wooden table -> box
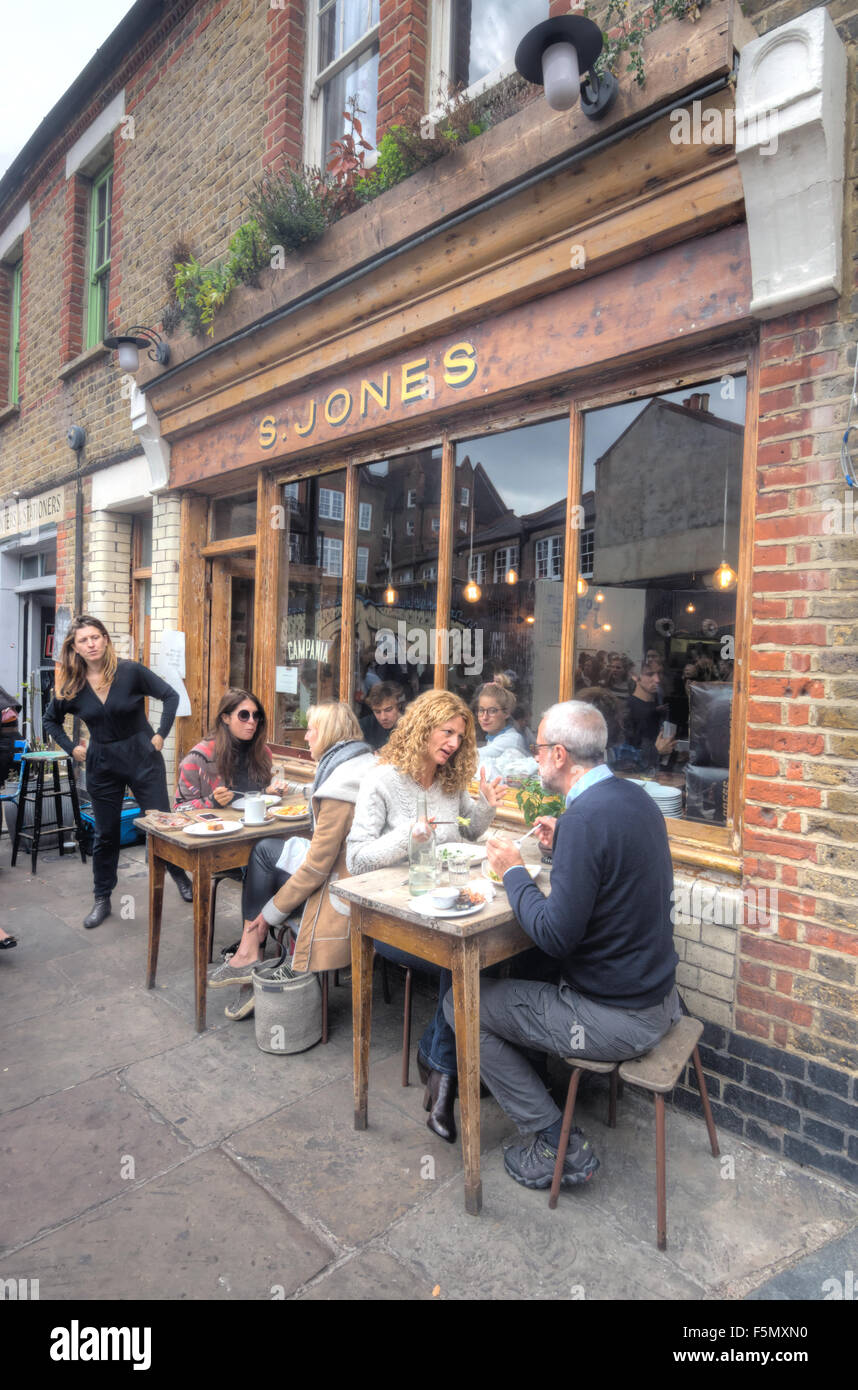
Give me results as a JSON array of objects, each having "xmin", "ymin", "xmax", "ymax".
[
  {"xmin": 331, "ymin": 862, "xmax": 536, "ymax": 1216},
  {"xmin": 135, "ymin": 809, "xmax": 311, "ymax": 1032}
]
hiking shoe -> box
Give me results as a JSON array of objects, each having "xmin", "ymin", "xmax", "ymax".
[
  {"xmin": 504, "ymin": 1128, "xmax": 599, "ymax": 1190},
  {"xmin": 208, "ymin": 958, "xmax": 262, "ymax": 988},
  {"xmin": 224, "ymin": 985, "xmax": 255, "ymax": 1020}
]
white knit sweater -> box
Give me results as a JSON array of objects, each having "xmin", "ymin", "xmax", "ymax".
[{"xmin": 346, "ymin": 763, "xmax": 497, "ymax": 875}]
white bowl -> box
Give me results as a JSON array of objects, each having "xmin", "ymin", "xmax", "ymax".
[{"xmin": 427, "ymin": 887, "xmax": 459, "ymax": 910}]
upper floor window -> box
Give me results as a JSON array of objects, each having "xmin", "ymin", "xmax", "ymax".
[
  {"xmin": 406, "ymin": 520, "xmax": 415, "ymax": 536},
  {"xmin": 308, "ymin": 1, "xmax": 380, "ymax": 167},
  {"xmin": 316, "ymin": 534, "xmax": 343, "ymax": 576},
  {"xmin": 284, "ymin": 482, "xmax": 301, "ymax": 511},
  {"xmin": 580, "ymin": 527, "xmax": 594, "ymax": 578},
  {"xmin": 407, "ymin": 488, "xmax": 417, "ymax": 508},
  {"xmin": 469, "ymin": 552, "xmax": 487, "ymax": 584},
  {"xmin": 359, "ymin": 501, "xmax": 372, "ymax": 530},
  {"xmin": 460, "ymin": 486, "xmax": 470, "ymax": 506},
  {"xmin": 431, "ymin": 0, "xmax": 548, "ymax": 105},
  {"xmin": 8, "ymin": 258, "xmax": 22, "ymax": 405},
  {"xmin": 494, "ymin": 544, "xmax": 519, "ymax": 583},
  {"xmin": 319, "ymin": 486, "xmax": 345, "ymax": 521},
  {"xmin": 535, "ymin": 535, "xmax": 562, "ymax": 580},
  {"xmin": 87, "ymin": 165, "xmax": 113, "ymax": 349},
  {"xmin": 356, "ymin": 545, "xmax": 369, "ymax": 583},
  {"xmin": 422, "ymin": 565, "xmax": 437, "ymax": 580},
  {"xmin": 431, "ymin": 516, "xmax": 440, "ymax": 534},
  {"xmin": 459, "ymin": 518, "xmax": 468, "ymax": 532}
]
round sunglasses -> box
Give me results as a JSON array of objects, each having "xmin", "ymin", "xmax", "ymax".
[{"xmin": 234, "ymin": 708, "xmax": 261, "ymax": 722}]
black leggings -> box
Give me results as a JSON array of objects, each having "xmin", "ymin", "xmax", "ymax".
[
  {"xmin": 86, "ymin": 733, "xmax": 186, "ymax": 898},
  {"xmin": 242, "ymin": 837, "xmax": 292, "ymax": 921}
]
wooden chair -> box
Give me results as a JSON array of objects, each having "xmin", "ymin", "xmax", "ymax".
[{"xmin": 549, "ymin": 1016, "xmax": 720, "ymax": 1250}]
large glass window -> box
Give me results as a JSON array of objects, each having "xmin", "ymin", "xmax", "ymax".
[
  {"xmin": 438, "ymin": 0, "xmax": 548, "ymax": 96},
  {"xmin": 274, "ymin": 471, "xmax": 346, "ymax": 739},
  {"xmin": 212, "ymin": 490, "xmax": 257, "ymax": 540},
  {"xmin": 449, "ymin": 416, "xmax": 570, "ymax": 743},
  {"xmin": 578, "ymin": 377, "xmax": 746, "ymax": 826},
  {"xmin": 354, "ymin": 447, "xmax": 442, "ymax": 710},
  {"xmin": 311, "ymin": 0, "xmax": 380, "ymax": 165}
]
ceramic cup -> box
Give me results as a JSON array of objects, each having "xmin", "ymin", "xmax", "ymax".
[{"xmin": 243, "ymin": 795, "xmax": 266, "ymax": 826}]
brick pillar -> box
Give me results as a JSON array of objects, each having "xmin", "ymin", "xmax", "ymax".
[
  {"xmin": 85, "ymin": 511, "xmax": 133, "ymax": 655},
  {"xmin": 377, "ymin": 0, "xmax": 428, "ymax": 136},
  {"xmin": 60, "ymin": 175, "xmax": 89, "ymax": 365},
  {"xmin": 150, "ymin": 494, "xmax": 182, "ymax": 790},
  {"xmin": 263, "ymin": 2, "xmax": 306, "ymax": 171},
  {"xmin": 0, "ymin": 265, "xmax": 11, "ymax": 409}
]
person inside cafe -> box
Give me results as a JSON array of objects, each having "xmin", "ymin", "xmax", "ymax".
[
  {"xmin": 358, "ymin": 681, "xmax": 405, "ymax": 750},
  {"xmin": 473, "ymin": 677, "xmax": 529, "ymax": 773},
  {"xmin": 174, "ymin": 687, "xmax": 289, "ymax": 812},
  {"xmin": 208, "ymin": 701, "xmax": 374, "ymax": 1019},
  {"xmin": 346, "ymin": 690, "xmax": 509, "ymax": 1142},
  {"xmin": 624, "ymin": 663, "xmax": 676, "ymax": 767},
  {"xmin": 43, "ymin": 615, "xmax": 193, "ymax": 928},
  {"xmin": 444, "ymin": 700, "xmax": 681, "ymax": 1191}
]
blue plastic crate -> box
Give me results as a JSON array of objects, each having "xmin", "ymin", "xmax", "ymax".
[{"xmin": 79, "ymin": 797, "xmax": 143, "ymax": 846}]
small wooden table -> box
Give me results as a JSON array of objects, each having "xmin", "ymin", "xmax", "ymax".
[
  {"xmin": 136, "ymin": 809, "xmax": 311, "ymax": 1032},
  {"xmin": 331, "ymin": 864, "xmax": 535, "ymax": 1216}
]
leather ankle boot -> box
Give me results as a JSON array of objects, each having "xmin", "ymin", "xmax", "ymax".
[
  {"xmin": 83, "ymin": 897, "xmax": 112, "ymax": 929},
  {"xmin": 424, "ymin": 1069, "xmax": 457, "ymax": 1144},
  {"xmin": 171, "ymin": 869, "xmax": 193, "ymax": 902}
]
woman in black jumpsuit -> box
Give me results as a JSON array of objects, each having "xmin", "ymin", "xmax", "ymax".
[{"xmin": 43, "ymin": 615, "xmax": 192, "ymax": 928}]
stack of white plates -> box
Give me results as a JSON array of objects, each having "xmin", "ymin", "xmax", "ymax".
[{"xmin": 628, "ymin": 779, "xmax": 683, "ymax": 818}]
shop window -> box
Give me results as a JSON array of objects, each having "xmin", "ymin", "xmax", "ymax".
[
  {"xmin": 432, "ymin": 0, "xmax": 548, "ymax": 102},
  {"xmin": 275, "ymin": 468, "xmax": 346, "ymax": 735},
  {"xmin": 307, "ymin": 0, "xmax": 380, "ymax": 167},
  {"xmin": 577, "ymin": 376, "xmax": 746, "ymax": 829},
  {"xmin": 451, "ymin": 417, "xmax": 569, "ymax": 727},
  {"xmin": 359, "ymin": 501, "xmax": 372, "ymax": 530},
  {"xmin": 356, "ymin": 545, "xmax": 369, "ymax": 584},
  {"xmin": 535, "ymin": 535, "xmax": 562, "ymax": 580},
  {"xmin": 86, "ymin": 164, "xmax": 113, "ymax": 349},
  {"xmin": 212, "ymin": 490, "xmax": 257, "ymax": 540},
  {"xmin": 319, "ymin": 486, "xmax": 345, "ymax": 521},
  {"xmin": 8, "ymin": 257, "xmax": 22, "ymax": 405},
  {"xmin": 20, "ymin": 554, "xmax": 39, "ymax": 580}
]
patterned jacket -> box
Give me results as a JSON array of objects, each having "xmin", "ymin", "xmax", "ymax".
[{"xmin": 174, "ymin": 738, "xmax": 294, "ymax": 810}]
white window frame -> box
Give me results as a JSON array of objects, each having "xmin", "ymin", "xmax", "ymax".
[
  {"xmin": 304, "ymin": 1, "xmax": 381, "ymax": 168},
  {"xmin": 469, "ymin": 552, "xmax": 487, "ymax": 584},
  {"xmin": 359, "ymin": 501, "xmax": 372, "ymax": 530},
  {"xmin": 494, "ymin": 544, "xmax": 519, "ymax": 584},
  {"xmin": 429, "ymin": 2, "xmax": 545, "ymax": 112},
  {"xmin": 535, "ymin": 535, "xmax": 562, "ymax": 580},
  {"xmin": 382, "ymin": 520, "xmax": 391, "ymax": 538},
  {"xmin": 318, "ymin": 486, "xmax": 344, "ymax": 521},
  {"xmin": 460, "ymin": 485, "xmax": 470, "ymax": 506},
  {"xmin": 356, "ymin": 545, "xmax": 369, "ymax": 583},
  {"xmin": 407, "ymin": 489, "xmax": 417, "ymax": 508},
  {"xmin": 422, "ymin": 565, "xmax": 437, "ymax": 580},
  {"xmin": 580, "ymin": 528, "xmax": 594, "ymax": 578},
  {"xmin": 316, "ymin": 534, "xmax": 343, "ymax": 576},
  {"xmin": 406, "ymin": 519, "xmax": 415, "ymax": 536}
]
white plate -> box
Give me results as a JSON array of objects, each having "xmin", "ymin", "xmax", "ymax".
[
  {"xmin": 435, "ymin": 843, "xmax": 487, "ymax": 865},
  {"xmin": 183, "ymin": 821, "xmax": 242, "ymax": 837},
  {"xmin": 481, "ymin": 861, "xmax": 541, "ymax": 884},
  {"xmin": 410, "ymin": 896, "xmax": 489, "ymax": 919},
  {"xmin": 232, "ymin": 794, "xmax": 281, "ymax": 810}
]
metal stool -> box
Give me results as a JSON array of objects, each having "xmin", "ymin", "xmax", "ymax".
[
  {"xmin": 10, "ymin": 752, "xmax": 86, "ymax": 873},
  {"xmin": 549, "ymin": 1016, "xmax": 720, "ymax": 1250}
]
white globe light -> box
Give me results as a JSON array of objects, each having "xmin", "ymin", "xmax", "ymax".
[
  {"xmin": 118, "ymin": 341, "xmax": 140, "ymax": 372},
  {"xmin": 541, "ymin": 42, "xmax": 580, "ymax": 111}
]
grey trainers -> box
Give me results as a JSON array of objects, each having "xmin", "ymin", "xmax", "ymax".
[
  {"xmin": 224, "ymin": 985, "xmax": 255, "ymax": 1020},
  {"xmin": 504, "ymin": 1128, "xmax": 599, "ymax": 1190},
  {"xmin": 208, "ymin": 958, "xmax": 263, "ymax": 988}
]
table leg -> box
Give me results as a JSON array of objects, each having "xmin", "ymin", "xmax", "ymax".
[
  {"xmin": 451, "ymin": 940, "xmax": 483, "ymax": 1216},
  {"xmin": 194, "ymin": 867, "xmax": 212, "ymax": 1033},
  {"xmin": 146, "ymin": 839, "xmax": 165, "ymax": 990},
  {"xmin": 351, "ymin": 908, "xmax": 374, "ymax": 1130}
]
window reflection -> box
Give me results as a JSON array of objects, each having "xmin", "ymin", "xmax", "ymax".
[
  {"xmin": 579, "ymin": 379, "xmax": 746, "ymax": 824},
  {"xmin": 448, "ymin": 417, "xmax": 569, "ymax": 782},
  {"xmin": 450, "ymin": 0, "xmax": 548, "ymax": 89}
]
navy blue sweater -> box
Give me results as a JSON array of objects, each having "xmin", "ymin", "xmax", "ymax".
[{"xmin": 504, "ymin": 775, "xmax": 677, "ymax": 1009}]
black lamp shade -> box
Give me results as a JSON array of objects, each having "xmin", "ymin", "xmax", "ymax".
[{"xmin": 514, "ymin": 15, "xmax": 604, "ymax": 84}]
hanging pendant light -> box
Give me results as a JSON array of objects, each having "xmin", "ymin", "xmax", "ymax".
[
  {"xmin": 713, "ymin": 465, "xmax": 737, "ymax": 590},
  {"xmin": 505, "ymin": 567, "xmax": 519, "ymax": 585},
  {"xmin": 601, "ymin": 621, "xmax": 613, "ymax": 633},
  {"xmin": 464, "ymin": 504, "xmax": 481, "ymax": 602},
  {"xmin": 384, "ymin": 584, "xmax": 397, "ymax": 606},
  {"xmin": 685, "ymin": 601, "xmax": 697, "ymax": 614},
  {"xmin": 577, "ymin": 576, "xmax": 589, "ymax": 597},
  {"xmin": 594, "ymin": 590, "xmax": 605, "ymax": 604},
  {"xmin": 384, "ymin": 535, "xmax": 397, "ymax": 606}
]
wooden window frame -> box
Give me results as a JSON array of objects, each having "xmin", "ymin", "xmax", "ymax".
[
  {"xmin": 86, "ymin": 165, "xmax": 113, "ymax": 350},
  {"xmin": 131, "ymin": 514, "xmax": 153, "ymax": 667},
  {"xmin": 9, "ymin": 257, "xmax": 22, "ymax": 404}
]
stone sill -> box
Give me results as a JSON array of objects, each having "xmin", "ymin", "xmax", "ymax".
[{"xmin": 58, "ymin": 342, "xmax": 111, "ymax": 380}]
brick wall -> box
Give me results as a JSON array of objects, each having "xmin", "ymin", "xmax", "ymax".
[
  {"xmin": 263, "ymin": 2, "xmax": 305, "ymax": 171},
  {"xmin": 377, "ymin": 0, "xmax": 428, "ymax": 135},
  {"xmin": 85, "ymin": 512, "xmax": 133, "ymax": 655},
  {"xmin": 149, "ymin": 493, "xmax": 182, "ymax": 790}
]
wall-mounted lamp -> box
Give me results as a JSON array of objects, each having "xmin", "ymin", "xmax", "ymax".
[
  {"xmin": 103, "ymin": 326, "xmax": 171, "ymax": 371},
  {"xmin": 515, "ymin": 15, "xmax": 618, "ymax": 119}
]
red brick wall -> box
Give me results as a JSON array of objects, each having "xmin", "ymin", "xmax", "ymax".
[
  {"xmin": 378, "ymin": 0, "xmax": 428, "ymax": 135},
  {"xmin": 0, "ymin": 264, "xmax": 12, "ymax": 409},
  {"xmin": 59, "ymin": 175, "xmax": 89, "ymax": 366},
  {"xmin": 263, "ymin": 1, "xmax": 305, "ymax": 172}
]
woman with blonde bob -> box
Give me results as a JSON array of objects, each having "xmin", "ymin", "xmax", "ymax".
[
  {"xmin": 346, "ymin": 689, "xmax": 508, "ymax": 1141},
  {"xmin": 208, "ymin": 701, "xmax": 374, "ymax": 1015},
  {"xmin": 473, "ymin": 676, "xmax": 529, "ymax": 773},
  {"xmin": 43, "ymin": 614, "xmax": 190, "ymax": 928}
]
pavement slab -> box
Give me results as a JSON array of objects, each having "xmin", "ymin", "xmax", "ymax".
[
  {"xmin": 0, "ymin": 1072, "xmax": 192, "ymax": 1253},
  {"xmin": 0, "ymin": 1148, "xmax": 334, "ymax": 1300},
  {"xmin": 3, "ymin": 902, "xmax": 98, "ymax": 963},
  {"xmin": 0, "ymin": 956, "xmax": 87, "ymax": 1026},
  {"xmin": 295, "ymin": 1245, "xmax": 437, "ymax": 1300},
  {"xmin": 744, "ymin": 1227, "xmax": 858, "ymax": 1301}
]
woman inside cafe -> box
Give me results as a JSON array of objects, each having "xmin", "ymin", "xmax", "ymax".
[
  {"xmin": 346, "ymin": 690, "xmax": 508, "ymax": 1143},
  {"xmin": 473, "ymin": 677, "xmax": 529, "ymax": 775},
  {"xmin": 207, "ymin": 701, "xmax": 375, "ymax": 1020}
]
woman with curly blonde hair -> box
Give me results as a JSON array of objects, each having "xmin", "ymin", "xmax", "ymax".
[{"xmin": 347, "ymin": 689, "xmax": 508, "ymax": 1142}]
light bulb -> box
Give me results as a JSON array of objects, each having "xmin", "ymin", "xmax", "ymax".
[
  {"xmin": 525, "ymin": 615, "xmax": 535, "ymax": 625},
  {"xmin": 686, "ymin": 602, "xmax": 696, "ymax": 614},
  {"xmin": 595, "ymin": 590, "xmax": 604, "ymax": 603},
  {"xmin": 577, "ymin": 576, "xmax": 589, "ymax": 597},
  {"xmin": 506, "ymin": 568, "xmax": 518, "ymax": 585},
  {"xmin": 541, "ymin": 41, "xmax": 580, "ymax": 111},
  {"xmin": 384, "ymin": 585, "xmax": 397, "ymax": 606},
  {"xmin": 714, "ymin": 562, "xmax": 737, "ymax": 591},
  {"xmin": 602, "ymin": 622, "xmax": 612, "ymax": 633},
  {"xmin": 118, "ymin": 341, "xmax": 140, "ymax": 372},
  {"xmin": 464, "ymin": 581, "xmax": 481, "ymax": 603}
]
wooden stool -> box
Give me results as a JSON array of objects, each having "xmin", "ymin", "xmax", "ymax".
[
  {"xmin": 10, "ymin": 752, "xmax": 86, "ymax": 874},
  {"xmin": 549, "ymin": 1017, "xmax": 720, "ymax": 1251},
  {"xmin": 548, "ymin": 1058, "xmax": 621, "ymax": 1210}
]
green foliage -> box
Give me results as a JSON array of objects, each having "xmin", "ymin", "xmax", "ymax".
[
  {"xmin": 172, "ymin": 219, "xmax": 270, "ymax": 337},
  {"xmin": 173, "ymin": 255, "xmax": 206, "ymax": 336},
  {"xmin": 514, "ymin": 777, "xmax": 565, "ymax": 827},
  {"xmin": 585, "ymin": 0, "xmax": 704, "ymax": 87},
  {"xmin": 227, "ymin": 218, "xmax": 269, "ymax": 285},
  {"xmin": 248, "ymin": 166, "xmax": 331, "ymax": 254}
]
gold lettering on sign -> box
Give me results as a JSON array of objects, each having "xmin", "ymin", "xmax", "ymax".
[
  {"xmin": 295, "ymin": 400, "xmax": 317, "ymax": 438},
  {"xmin": 360, "ymin": 374, "xmax": 391, "ymax": 418},
  {"xmin": 259, "ymin": 416, "xmax": 277, "ymax": 449},
  {"xmin": 443, "ymin": 342, "xmax": 478, "ymax": 389},
  {"xmin": 324, "ymin": 389, "xmax": 352, "ymax": 426},
  {"xmin": 401, "ymin": 357, "xmax": 430, "ymax": 404}
]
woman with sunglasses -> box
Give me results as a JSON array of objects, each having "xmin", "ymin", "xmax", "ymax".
[
  {"xmin": 43, "ymin": 614, "xmax": 192, "ymax": 929},
  {"xmin": 174, "ymin": 688, "xmax": 288, "ymax": 811}
]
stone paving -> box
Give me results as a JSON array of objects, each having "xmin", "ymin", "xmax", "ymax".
[{"xmin": 1, "ymin": 840, "xmax": 857, "ymax": 1302}]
